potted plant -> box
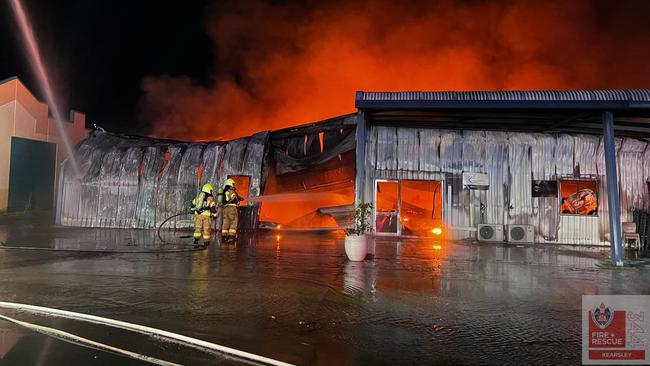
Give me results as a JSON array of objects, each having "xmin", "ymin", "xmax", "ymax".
[{"xmin": 344, "ymin": 203, "xmax": 373, "ymax": 261}]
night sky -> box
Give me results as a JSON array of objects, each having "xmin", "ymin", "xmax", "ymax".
[
  {"xmin": 2, "ymin": 1, "xmax": 650, "ymax": 140},
  {"xmin": 1, "ymin": 0, "xmax": 214, "ymax": 134}
]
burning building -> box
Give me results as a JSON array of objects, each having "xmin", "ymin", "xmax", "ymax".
[
  {"xmin": 56, "ymin": 114, "xmax": 356, "ymax": 231},
  {"xmin": 56, "ymin": 89, "xmax": 650, "ymax": 254},
  {"xmin": 354, "ymin": 90, "xmax": 650, "ymax": 251}
]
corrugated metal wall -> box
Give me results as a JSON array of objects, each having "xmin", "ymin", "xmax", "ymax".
[
  {"xmin": 364, "ymin": 125, "xmax": 650, "ymax": 245},
  {"xmin": 60, "ymin": 131, "xmax": 269, "ymax": 229},
  {"xmin": 530, "ymin": 134, "xmax": 557, "ymax": 241}
]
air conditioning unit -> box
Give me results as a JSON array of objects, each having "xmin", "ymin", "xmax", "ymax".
[
  {"xmin": 477, "ymin": 224, "xmax": 504, "ymax": 242},
  {"xmin": 506, "ymin": 224, "xmax": 535, "ymax": 244}
]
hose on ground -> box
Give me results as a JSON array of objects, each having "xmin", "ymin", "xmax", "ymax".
[
  {"xmin": 0, "ymin": 212, "xmax": 202, "ymax": 253},
  {"xmin": 0, "ymin": 301, "xmax": 295, "ymax": 366},
  {"xmin": 156, "ymin": 212, "xmax": 194, "ymax": 244},
  {"xmin": 0, "ymin": 213, "xmax": 207, "ymax": 253},
  {"xmin": 0, "ymin": 313, "xmax": 180, "ymax": 366},
  {"xmin": 157, "ymin": 210, "xmax": 221, "ymax": 246}
]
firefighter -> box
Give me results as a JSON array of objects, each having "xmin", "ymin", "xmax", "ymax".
[
  {"xmin": 221, "ymin": 178, "xmax": 242, "ymax": 243},
  {"xmin": 191, "ymin": 183, "xmax": 216, "ymax": 245}
]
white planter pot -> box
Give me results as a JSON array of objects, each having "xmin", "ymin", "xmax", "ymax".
[{"xmin": 345, "ymin": 235, "xmax": 368, "ymax": 261}]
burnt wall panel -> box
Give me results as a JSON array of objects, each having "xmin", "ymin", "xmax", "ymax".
[
  {"xmin": 365, "ymin": 125, "xmax": 650, "ymax": 245},
  {"xmin": 59, "ymin": 131, "xmax": 267, "ymax": 229},
  {"xmin": 116, "ymin": 147, "xmax": 142, "ymax": 228},
  {"xmin": 531, "ymin": 134, "xmax": 557, "ymax": 241},
  {"xmin": 133, "ymin": 146, "xmax": 163, "ymax": 229}
]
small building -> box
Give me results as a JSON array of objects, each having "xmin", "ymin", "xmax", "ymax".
[
  {"xmin": 354, "ymin": 90, "xmax": 650, "ymax": 247},
  {"xmin": 0, "ymin": 77, "xmax": 86, "ymax": 212},
  {"xmin": 56, "ymin": 89, "xmax": 650, "ymax": 254}
]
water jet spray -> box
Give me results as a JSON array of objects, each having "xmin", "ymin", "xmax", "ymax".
[{"xmin": 9, "ymin": 0, "xmax": 81, "ymax": 177}]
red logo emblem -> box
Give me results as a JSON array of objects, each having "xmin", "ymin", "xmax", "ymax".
[
  {"xmin": 589, "ymin": 304, "xmax": 626, "ymax": 349},
  {"xmin": 592, "ymin": 302, "xmax": 613, "ymax": 329}
]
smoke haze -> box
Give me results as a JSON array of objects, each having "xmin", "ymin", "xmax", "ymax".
[{"xmin": 139, "ymin": 0, "xmax": 650, "ymax": 140}]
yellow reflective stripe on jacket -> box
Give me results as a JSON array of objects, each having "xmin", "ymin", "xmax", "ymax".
[{"xmin": 225, "ymin": 191, "xmax": 238, "ymax": 206}]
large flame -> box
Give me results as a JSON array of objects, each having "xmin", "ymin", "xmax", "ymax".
[{"xmin": 139, "ymin": 0, "xmax": 650, "ymax": 140}]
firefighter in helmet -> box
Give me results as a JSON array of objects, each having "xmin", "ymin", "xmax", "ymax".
[
  {"xmin": 221, "ymin": 178, "xmax": 242, "ymax": 243},
  {"xmin": 191, "ymin": 183, "xmax": 217, "ymax": 245}
]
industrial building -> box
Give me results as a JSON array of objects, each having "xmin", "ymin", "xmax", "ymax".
[
  {"xmin": 354, "ymin": 91, "xmax": 650, "ymax": 254},
  {"xmin": 56, "ymin": 115, "xmax": 356, "ymax": 231},
  {"xmin": 0, "ymin": 77, "xmax": 86, "ymax": 212},
  {"xmin": 56, "ymin": 89, "xmax": 650, "ymax": 258}
]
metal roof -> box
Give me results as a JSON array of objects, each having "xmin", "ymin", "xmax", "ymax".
[
  {"xmin": 355, "ymin": 89, "xmax": 650, "ymax": 137},
  {"xmin": 356, "ymin": 89, "xmax": 650, "ymax": 110}
]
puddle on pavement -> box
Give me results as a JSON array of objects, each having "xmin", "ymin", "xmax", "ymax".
[{"xmin": 1, "ymin": 218, "xmax": 649, "ymax": 365}]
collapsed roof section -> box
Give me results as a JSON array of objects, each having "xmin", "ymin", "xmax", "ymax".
[
  {"xmin": 269, "ymin": 113, "xmax": 356, "ymax": 174},
  {"xmin": 57, "ymin": 114, "xmax": 358, "ymax": 230}
]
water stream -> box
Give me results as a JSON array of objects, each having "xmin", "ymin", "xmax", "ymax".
[{"xmin": 9, "ymin": 0, "xmax": 81, "ymax": 177}]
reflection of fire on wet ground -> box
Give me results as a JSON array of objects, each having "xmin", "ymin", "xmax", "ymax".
[{"xmin": 2, "ymin": 222, "xmax": 649, "ymax": 365}]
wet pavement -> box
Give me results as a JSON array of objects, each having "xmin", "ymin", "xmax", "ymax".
[{"xmin": 1, "ymin": 213, "xmax": 650, "ymax": 365}]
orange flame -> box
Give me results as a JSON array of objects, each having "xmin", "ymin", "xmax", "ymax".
[{"xmin": 139, "ymin": 0, "xmax": 650, "ymax": 140}]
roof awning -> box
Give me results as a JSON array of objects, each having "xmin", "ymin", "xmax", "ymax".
[{"xmin": 356, "ymin": 90, "xmax": 650, "ymax": 138}]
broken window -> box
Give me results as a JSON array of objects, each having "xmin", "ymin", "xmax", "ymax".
[{"xmin": 559, "ymin": 179, "xmax": 598, "ymax": 216}]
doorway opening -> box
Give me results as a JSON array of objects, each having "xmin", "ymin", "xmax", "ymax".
[
  {"xmin": 8, "ymin": 137, "xmax": 56, "ymax": 212},
  {"xmin": 374, "ymin": 179, "xmax": 443, "ymax": 237}
]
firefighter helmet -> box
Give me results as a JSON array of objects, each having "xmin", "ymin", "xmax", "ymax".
[
  {"xmin": 201, "ymin": 183, "xmax": 213, "ymax": 194},
  {"xmin": 224, "ymin": 178, "xmax": 236, "ymax": 188}
]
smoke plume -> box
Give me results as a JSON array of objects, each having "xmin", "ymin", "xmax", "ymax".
[{"xmin": 139, "ymin": 0, "xmax": 650, "ymax": 140}]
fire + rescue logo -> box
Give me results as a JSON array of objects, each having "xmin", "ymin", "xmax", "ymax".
[
  {"xmin": 583, "ymin": 295, "xmax": 649, "ymax": 364},
  {"xmin": 591, "ymin": 303, "xmax": 613, "ymax": 329}
]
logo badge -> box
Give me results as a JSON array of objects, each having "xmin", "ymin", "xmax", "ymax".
[
  {"xmin": 592, "ymin": 302, "xmax": 613, "ymax": 329},
  {"xmin": 583, "ymin": 295, "xmax": 649, "ymax": 364}
]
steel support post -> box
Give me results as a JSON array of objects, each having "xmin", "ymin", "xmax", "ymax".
[
  {"xmin": 603, "ymin": 111, "xmax": 623, "ymax": 266},
  {"xmin": 354, "ymin": 110, "xmax": 366, "ymax": 206}
]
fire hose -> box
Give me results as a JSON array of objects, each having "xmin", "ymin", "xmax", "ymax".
[
  {"xmin": 0, "ymin": 301, "xmax": 295, "ymax": 366},
  {"xmin": 0, "ymin": 213, "xmax": 207, "ymax": 253},
  {"xmin": 156, "ymin": 210, "xmax": 220, "ymax": 246},
  {"xmin": 156, "ymin": 212, "xmax": 194, "ymax": 244},
  {"xmin": 0, "ymin": 212, "xmax": 217, "ymax": 253}
]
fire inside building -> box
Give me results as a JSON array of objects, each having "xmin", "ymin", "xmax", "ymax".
[{"xmin": 7, "ymin": 77, "xmax": 649, "ymax": 262}]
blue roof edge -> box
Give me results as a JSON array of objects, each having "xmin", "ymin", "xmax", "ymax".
[{"xmin": 355, "ymin": 90, "xmax": 650, "ymax": 110}]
